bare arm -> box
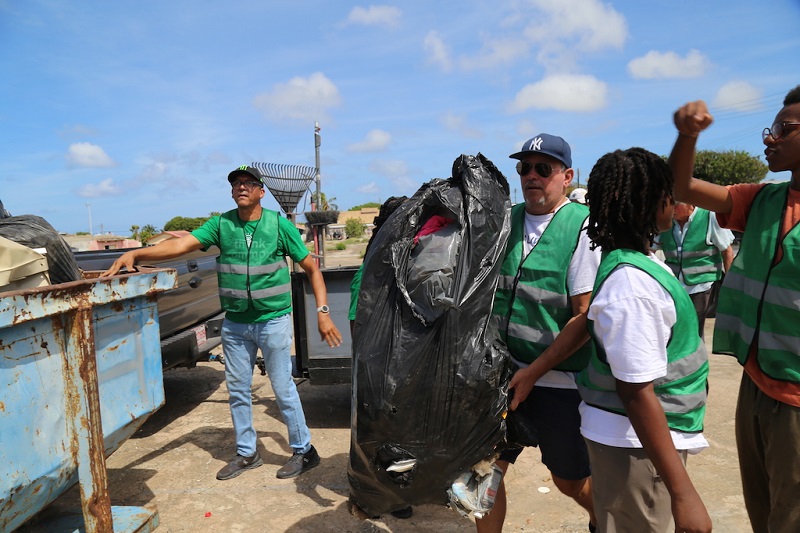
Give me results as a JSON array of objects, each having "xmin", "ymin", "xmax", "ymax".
[
  {"xmin": 721, "ymin": 245, "xmax": 734, "ymax": 273},
  {"xmin": 669, "ymin": 101, "xmax": 732, "ymax": 215},
  {"xmin": 617, "ymin": 380, "xmax": 712, "ymax": 533},
  {"xmin": 101, "ymin": 235, "xmax": 204, "ymax": 277},
  {"xmin": 508, "ymin": 291, "xmax": 591, "ymax": 410},
  {"xmin": 297, "ymin": 254, "xmax": 343, "ymax": 348}
]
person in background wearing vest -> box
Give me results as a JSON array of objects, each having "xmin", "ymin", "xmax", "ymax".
[
  {"xmin": 578, "ymin": 147, "xmax": 712, "ymax": 533},
  {"xmin": 658, "ymin": 202, "xmax": 734, "ymax": 338},
  {"xmin": 482, "ymin": 134, "xmax": 600, "ymax": 533},
  {"xmin": 102, "ymin": 165, "xmax": 343, "ymax": 481},
  {"xmin": 670, "ymin": 87, "xmax": 800, "ymax": 533}
]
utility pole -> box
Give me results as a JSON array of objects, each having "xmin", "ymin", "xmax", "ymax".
[
  {"xmin": 86, "ymin": 202, "xmax": 93, "ymax": 235},
  {"xmin": 314, "ymin": 121, "xmax": 326, "ymax": 268}
]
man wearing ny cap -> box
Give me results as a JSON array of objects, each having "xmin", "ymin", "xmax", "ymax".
[
  {"xmin": 480, "ymin": 135, "xmax": 599, "ymax": 533},
  {"xmin": 103, "ymin": 165, "xmax": 342, "ymax": 481}
]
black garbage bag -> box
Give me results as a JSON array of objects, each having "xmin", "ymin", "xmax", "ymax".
[
  {"xmin": 348, "ymin": 153, "xmax": 514, "ymax": 516},
  {"xmin": 0, "ymin": 215, "xmax": 81, "ymax": 284}
]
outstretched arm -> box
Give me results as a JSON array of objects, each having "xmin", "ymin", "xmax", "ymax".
[
  {"xmin": 101, "ymin": 235, "xmax": 204, "ymax": 277},
  {"xmin": 617, "ymin": 380, "xmax": 712, "ymax": 533},
  {"xmin": 297, "ymin": 255, "xmax": 343, "ymax": 348},
  {"xmin": 669, "ymin": 101, "xmax": 732, "ymax": 215}
]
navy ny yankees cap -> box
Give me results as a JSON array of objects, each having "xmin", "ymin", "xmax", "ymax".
[{"xmin": 509, "ymin": 133, "xmax": 572, "ymax": 168}]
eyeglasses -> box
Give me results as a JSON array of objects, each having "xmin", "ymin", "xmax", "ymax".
[
  {"xmin": 516, "ymin": 161, "xmax": 562, "ymax": 178},
  {"xmin": 231, "ymin": 179, "xmax": 262, "ymax": 190},
  {"xmin": 762, "ymin": 122, "xmax": 800, "ymax": 141}
]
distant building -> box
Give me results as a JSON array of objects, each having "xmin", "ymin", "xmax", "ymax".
[
  {"xmin": 327, "ymin": 208, "xmax": 379, "ymax": 239},
  {"xmin": 62, "ymin": 234, "xmax": 142, "ymax": 252}
]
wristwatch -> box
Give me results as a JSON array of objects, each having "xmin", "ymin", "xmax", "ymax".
[{"xmin": 316, "ymin": 304, "xmax": 330, "ymax": 314}]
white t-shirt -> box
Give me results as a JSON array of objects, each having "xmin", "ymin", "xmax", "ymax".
[
  {"xmin": 579, "ymin": 254, "xmax": 708, "ymax": 451},
  {"xmin": 512, "ymin": 201, "xmax": 601, "ymax": 389}
]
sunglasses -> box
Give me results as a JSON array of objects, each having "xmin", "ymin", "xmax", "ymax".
[
  {"xmin": 231, "ymin": 179, "xmax": 262, "ymax": 190},
  {"xmin": 515, "ymin": 161, "xmax": 561, "ymax": 178},
  {"xmin": 762, "ymin": 121, "xmax": 800, "ymax": 141}
]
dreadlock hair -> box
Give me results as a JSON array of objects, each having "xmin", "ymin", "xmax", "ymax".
[
  {"xmin": 784, "ymin": 85, "xmax": 800, "ymax": 106},
  {"xmin": 364, "ymin": 196, "xmax": 409, "ymax": 255},
  {"xmin": 586, "ymin": 147, "xmax": 673, "ymax": 254}
]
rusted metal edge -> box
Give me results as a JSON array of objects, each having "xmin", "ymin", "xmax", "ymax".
[{"xmin": 0, "ymin": 269, "xmax": 178, "ymax": 328}]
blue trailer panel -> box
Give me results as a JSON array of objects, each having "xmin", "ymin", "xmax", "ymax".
[{"xmin": 0, "ymin": 269, "xmax": 176, "ymax": 532}]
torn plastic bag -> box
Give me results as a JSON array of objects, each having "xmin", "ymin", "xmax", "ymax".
[
  {"xmin": 348, "ymin": 153, "xmax": 514, "ymax": 517},
  {"xmin": 0, "ymin": 215, "xmax": 81, "ymax": 284}
]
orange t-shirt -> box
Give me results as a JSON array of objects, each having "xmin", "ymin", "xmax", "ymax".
[{"xmin": 717, "ymin": 183, "xmax": 800, "ymax": 407}]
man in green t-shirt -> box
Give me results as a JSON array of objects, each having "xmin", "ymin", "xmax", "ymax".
[{"xmin": 103, "ymin": 165, "xmax": 342, "ymax": 481}]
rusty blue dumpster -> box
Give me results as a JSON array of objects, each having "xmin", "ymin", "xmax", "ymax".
[{"xmin": 0, "ymin": 268, "xmax": 177, "ymax": 532}]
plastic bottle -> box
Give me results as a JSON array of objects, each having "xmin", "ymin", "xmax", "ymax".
[{"xmin": 478, "ymin": 464, "xmax": 504, "ymax": 511}]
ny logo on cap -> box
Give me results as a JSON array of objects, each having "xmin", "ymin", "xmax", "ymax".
[
  {"xmin": 238, "ymin": 165, "xmax": 248, "ymax": 170},
  {"xmin": 530, "ymin": 137, "xmax": 544, "ymax": 151}
]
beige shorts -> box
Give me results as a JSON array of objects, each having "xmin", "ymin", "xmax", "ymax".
[{"xmin": 585, "ymin": 439, "xmax": 687, "ymax": 533}]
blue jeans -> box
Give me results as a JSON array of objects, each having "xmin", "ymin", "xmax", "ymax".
[{"xmin": 221, "ymin": 314, "xmax": 311, "ymax": 457}]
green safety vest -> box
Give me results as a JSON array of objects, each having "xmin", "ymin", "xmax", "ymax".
[
  {"xmin": 713, "ymin": 182, "xmax": 800, "ymax": 383},
  {"xmin": 660, "ymin": 208, "xmax": 723, "ymax": 285},
  {"xmin": 216, "ymin": 209, "xmax": 292, "ymax": 314},
  {"xmin": 493, "ymin": 202, "xmax": 592, "ymax": 370},
  {"xmin": 577, "ymin": 249, "xmax": 709, "ymax": 433}
]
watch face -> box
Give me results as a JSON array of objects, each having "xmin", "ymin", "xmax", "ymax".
[{"xmin": 318, "ymin": 305, "xmax": 330, "ymax": 313}]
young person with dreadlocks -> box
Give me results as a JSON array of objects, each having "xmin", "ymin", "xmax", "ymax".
[
  {"xmin": 576, "ymin": 148, "xmax": 712, "ymax": 533},
  {"xmin": 670, "ymin": 87, "xmax": 800, "ymax": 533}
]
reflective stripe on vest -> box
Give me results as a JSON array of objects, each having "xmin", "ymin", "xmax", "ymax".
[
  {"xmin": 712, "ymin": 183, "xmax": 800, "ymax": 383},
  {"xmin": 577, "ymin": 249, "xmax": 708, "ymax": 433},
  {"xmin": 660, "ymin": 208, "xmax": 722, "ymax": 284},
  {"xmin": 215, "ymin": 209, "xmax": 292, "ymax": 314},
  {"xmin": 493, "ymin": 202, "xmax": 592, "ymax": 370}
]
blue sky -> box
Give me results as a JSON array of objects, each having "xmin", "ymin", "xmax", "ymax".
[{"xmin": 2, "ymin": 0, "xmax": 799, "ymax": 235}]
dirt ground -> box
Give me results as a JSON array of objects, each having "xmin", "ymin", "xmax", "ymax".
[{"xmin": 25, "ymin": 248, "xmax": 753, "ymax": 532}]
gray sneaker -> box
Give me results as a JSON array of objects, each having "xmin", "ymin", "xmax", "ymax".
[
  {"xmin": 276, "ymin": 445, "xmax": 320, "ymax": 479},
  {"xmin": 216, "ymin": 452, "xmax": 263, "ymax": 480}
]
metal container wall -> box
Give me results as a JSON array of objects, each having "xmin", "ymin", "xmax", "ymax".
[
  {"xmin": 291, "ymin": 266, "xmax": 357, "ymax": 384},
  {"xmin": 0, "ymin": 269, "xmax": 176, "ymax": 532}
]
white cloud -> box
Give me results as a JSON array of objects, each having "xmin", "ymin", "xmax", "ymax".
[
  {"xmin": 424, "ymin": 31, "xmax": 452, "ymax": 72},
  {"xmin": 440, "ymin": 112, "xmax": 482, "ymax": 139},
  {"xmin": 627, "ymin": 49, "xmax": 710, "ymax": 79},
  {"xmin": 524, "ymin": 0, "xmax": 628, "ymax": 51},
  {"xmin": 347, "ymin": 129, "xmax": 392, "ymax": 152},
  {"xmin": 509, "ymin": 74, "xmax": 608, "ymax": 113},
  {"xmin": 369, "ymin": 159, "xmax": 419, "ymax": 192},
  {"xmin": 458, "ymin": 37, "xmax": 529, "ymax": 71},
  {"xmin": 369, "ymin": 159, "xmax": 409, "ymax": 179},
  {"xmin": 66, "ymin": 142, "xmax": 115, "ymax": 168},
  {"xmin": 78, "ymin": 178, "xmax": 122, "ymax": 198},
  {"xmin": 347, "ymin": 5, "xmax": 402, "ymax": 27},
  {"xmin": 356, "ymin": 181, "xmax": 379, "ymax": 194},
  {"xmin": 713, "ymin": 81, "xmax": 763, "ymax": 112},
  {"xmin": 253, "ymin": 72, "xmax": 341, "ymax": 124}
]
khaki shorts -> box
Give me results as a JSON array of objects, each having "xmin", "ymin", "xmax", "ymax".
[{"xmin": 585, "ymin": 439, "xmax": 687, "ymax": 533}]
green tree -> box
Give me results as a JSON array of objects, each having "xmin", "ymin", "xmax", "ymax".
[
  {"xmin": 139, "ymin": 224, "xmax": 159, "ymax": 245},
  {"xmin": 348, "ymin": 202, "xmax": 380, "ymax": 211},
  {"xmin": 693, "ymin": 150, "xmax": 768, "ymax": 186},
  {"xmin": 316, "ymin": 192, "xmax": 338, "ymax": 211},
  {"xmin": 129, "ymin": 225, "xmax": 140, "ymax": 241},
  {"xmin": 164, "ymin": 216, "xmax": 208, "ymax": 231},
  {"xmin": 344, "ymin": 218, "xmax": 366, "ymax": 238}
]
